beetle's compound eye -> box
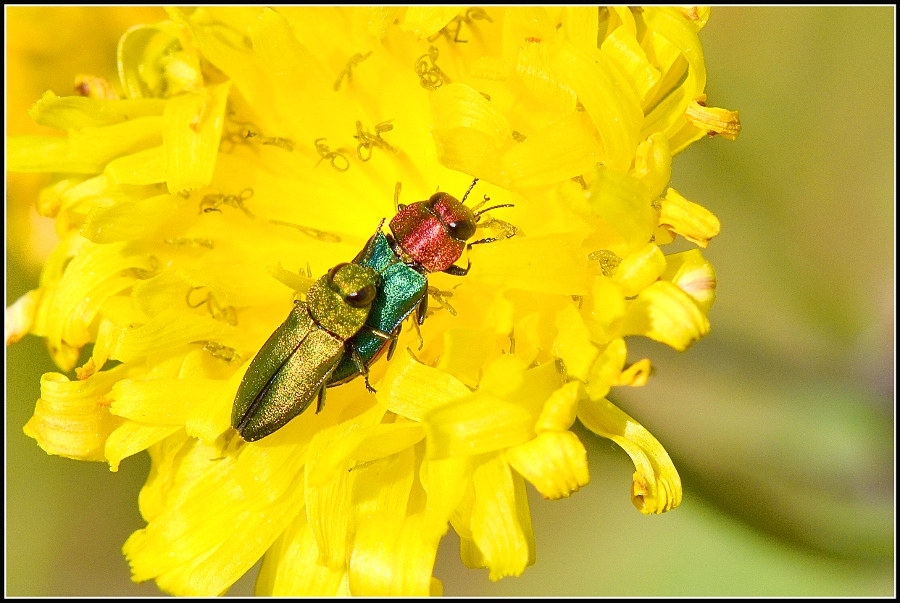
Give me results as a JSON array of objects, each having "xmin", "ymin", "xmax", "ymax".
[
  {"xmin": 344, "ymin": 282, "xmax": 376, "ymax": 308},
  {"xmin": 445, "ymin": 217, "xmax": 477, "ymax": 241}
]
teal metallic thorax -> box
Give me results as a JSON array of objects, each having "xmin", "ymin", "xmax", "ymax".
[{"xmin": 328, "ymin": 229, "xmax": 427, "ymax": 385}]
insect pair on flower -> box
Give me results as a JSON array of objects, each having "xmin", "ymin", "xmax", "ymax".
[{"xmin": 232, "ymin": 180, "xmax": 514, "ymax": 441}]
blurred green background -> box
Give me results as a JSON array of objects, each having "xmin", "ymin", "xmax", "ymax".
[{"xmin": 6, "ymin": 6, "xmax": 894, "ymax": 596}]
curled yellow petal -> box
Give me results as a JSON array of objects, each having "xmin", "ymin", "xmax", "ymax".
[
  {"xmin": 617, "ymin": 359, "xmax": 652, "ymax": 387},
  {"xmin": 577, "ymin": 397, "xmax": 682, "ymax": 514},
  {"xmin": 505, "ymin": 430, "xmax": 589, "ymax": 499},
  {"xmin": 685, "ymin": 96, "xmax": 742, "ymax": 140},
  {"xmin": 23, "ymin": 367, "xmax": 126, "ymax": 461},
  {"xmin": 623, "ymin": 280, "xmax": 709, "ymax": 351},
  {"xmin": 659, "ymin": 187, "xmax": 721, "ymax": 247}
]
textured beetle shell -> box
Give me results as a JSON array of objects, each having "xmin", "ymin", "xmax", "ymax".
[
  {"xmin": 328, "ymin": 228, "xmax": 427, "ymax": 385},
  {"xmin": 232, "ymin": 303, "xmax": 345, "ymax": 441},
  {"xmin": 390, "ymin": 202, "xmax": 466, "ymax": 272}
]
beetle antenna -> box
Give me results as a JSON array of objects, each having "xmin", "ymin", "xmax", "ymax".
[
  {"xmin": 474, "ymin": 203, "xmax": 514, "ymax": 219},
  {"xmin": 460, "ymin": 178, "xmax": 479, "ymax": 205}
]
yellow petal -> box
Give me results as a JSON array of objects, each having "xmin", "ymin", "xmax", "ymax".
[
  {"xmin": 534, "ymin": 381, "xmax": 582, "ymax": 432},
  {"xmin": 23, "ymin": 367, "xmax": 127, "ymax": 461},
  {"xmin": 584, "ymin": 337, "xmax": 627, "ymax": 401},
  {"xmin": 163, "ymin": 81, "xmax": 231, "ymax": 194},
  {"xmin": 577, "ymin": 397, "xmax": 682, "ymax": 514},
  {"xmin": 548, "ymin": 38, "xmax": 643, "ymax": 171},
  {"xmin": 27, "ymin": 90, "xmax": 166, "ymax": 129},
  {"xmin": 401, "ymin": 7, "xmax": 462, "ymax": 39},
  {"xmin": 633, "ymin": 132, "xmax": 672, "ymax": 199},
  {"xmin": 661, "ymin": 249, "xmax": 717, "ymax": 313},
  {"xmin": 585, "ymin": 275, "xmax": 626, "ymax": 344},
  {"xmin": 8, "ymin": 116, "xmax": 163, "ymax": 174},
  {"xmin": 685, "ymin": 96, "xmax": 742, "ymax": 140},
  {"xmin": 81, "ymin": 193, "xmax": 181, "ymax": 243},
  {"xmin": 107, "ymin": 308, "xmax": 232, "ymax": 364},
  {"xmin": 612, "ymin": 242, "xmax": 666, "ymax": 297},
  {"xmin": 5, "ymin": 289, "xmax": 41, "ymax": 345},
  {"xmin": 420, "ymin": 455, "xmax": 473, "ymax": 529},
  {"xmin": 623, "ymin": 280, "xmax": 709, "ymax": 351},
  {"xmin": 500, "ymin": 113, "xmax": 604, "ymax": 188},
  {"xmin": 505, "ymin": 430, "xmax": 589, "ymax": 499},
  {"xmin": 431, "ymin": 83, "xmax": 510, "ymax": 180},
  {"xmin": 349, "ymin": 512, "xmax": 437, "ymax": 596},
  {"xmin": 467, "ymin": 455, "xmax": 534, "ymax": 580},
  {"xmin": 617, "ymin": 359, "xmax": 652, "ymax": 387},
  {"xmin": 256, "ymin": 510, "xmax": 346, "ymax": 596},
  {"xmin": 553, "ymin": 305, "xmax": 598, "ymax": 382},
  {"xmin": 376, "ymin": 350, "xmax": 472, "ymax": 422},
  {"xmin": 307, "ymin": 421, "xmax": 424, "ymax": 486},
  {"xmin": 105, "ymin": 422, "xmax": 181, "ymax": 472},
  {"xmin": 105, "ymin": 146, "xmax": 167, "ymax": 185},
  {"xmin": 571, "ymin": 166, "xmax": 656, "ymax": 255},
  {"xmin": 600, "ymin": 25, "xmax": 661, "ymax": 102},
  {"xmin": 125, "ymin": 438, "xmax": 307, "ymax": 595},
  {"xmin": 304, "ymin": 405, "xmax": 386, "ymax": 570},
  {"xmin": 469, "ymin": 232, "xmax": 593, "ymax": 296},
  {"xmin": 424, "ymin": 359, "xmax": 561, "ymax": 458},
  {"xmin": 659, "ymin": 187, "xmax": 721, "ymax": 247}
]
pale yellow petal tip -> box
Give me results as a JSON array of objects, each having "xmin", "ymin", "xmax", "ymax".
[
  {"xmin": 631, "ymin": 465, "xmax": 683, "ymax": 514},
  {"xmin": 6, "ymin": 289, "xmax": 41, "ymax": 345},
  {"xmin": 659, "ymin": 188, "xmax": 721, "ymax": 248},
  {"xmin": 686, "ymin": 97, "xmax": 742, "ymax": 140},
  {"xmin": 577, "ymin": 397, "xmax": 682, "ymax": 514},
  {"xmin": 618, "ymin": 359, "xmax": 652, "ymax": 387},
  {"xmin": 506, "ymin": 431, "xmax": 589, "ymax": 500}
]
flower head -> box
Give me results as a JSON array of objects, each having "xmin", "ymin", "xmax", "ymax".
[{"xmin": 8, "ymin": 7, "xmax": 739, "ymax": 596}]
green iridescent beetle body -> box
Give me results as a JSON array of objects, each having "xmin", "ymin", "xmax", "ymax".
[{"xmin": 231, "ymin": 262, "xmax": 378, "ymax": 441}]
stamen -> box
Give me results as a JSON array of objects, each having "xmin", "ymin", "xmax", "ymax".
[
  {"xmin": 415, "ymin": 46, "xmax": 445, "ymax": 90},
  {"xmin": 268, "ymin": 219, "xmax": 342, "ymax": 243},
  {"xmin": 588, "ymin": 250, "xmax": 622, "ymax": 277},
  {"xmin": 333, "ymin": 51, "xmax": 373, "ymax": 91},
  {"xmin": 199, "ymin": 188, "xmax": 255, "ymax": 218},
  {"xmin": 314, "ymin": 138, "xmax": 350, "ymax": 172}
]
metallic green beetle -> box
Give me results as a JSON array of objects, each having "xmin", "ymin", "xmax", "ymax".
[{"xmin": 231, "ymin": 262, "xmax": 378, "ymax": 441}]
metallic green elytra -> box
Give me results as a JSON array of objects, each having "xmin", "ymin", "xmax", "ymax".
[
  {"xmin": 231, "ymin": 262, "xmax": 378, "ymax": 441},
  {"xmin": 327, "ymin": 223, "xmax": 428, "ymax": 386}
]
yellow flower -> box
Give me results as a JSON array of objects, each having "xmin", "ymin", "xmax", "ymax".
[{"xmin": 7, "ymin": 6, "xmax": 739, "ymax": 596}]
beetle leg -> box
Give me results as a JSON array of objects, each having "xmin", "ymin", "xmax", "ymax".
[
  {"xmin": 411, "ymin": 318, "xmax": 424, "ymax": 350},
  {"xmin": 350, "ymin": 347, "xmax": 377, "ymax": 393},
  {"xmin": 316, "ymin": 385, "xmax": 326, "ymax": 413},
  {"xmin": 443, "ymin": 260, "xmax": 471, "ymax": 276},
  {"xmin": 467, "ymin": 236, "xmax": 501, "ymax": 248},
  {"xmin": 416, "ymin": 292, "xmax": 428, "ymax": 325}
]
